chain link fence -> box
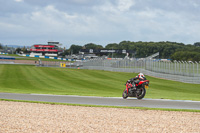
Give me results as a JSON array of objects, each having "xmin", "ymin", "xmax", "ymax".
[
  {"xmin": 39, "ymin": 60, "xmax": 83, "ymax": 68},
  {"xmin": 82, "ymin": 58, "xmax": 200, "ymax": 84}
]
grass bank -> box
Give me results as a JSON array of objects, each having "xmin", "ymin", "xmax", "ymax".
[{"xmin": 0, "ymin": 64, "xmax": 200, "ymax": 101}]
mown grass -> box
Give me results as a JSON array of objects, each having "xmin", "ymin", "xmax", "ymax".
[{"xmin": 0, "ymin": 64, "xmax": 200, "ymax": 101}]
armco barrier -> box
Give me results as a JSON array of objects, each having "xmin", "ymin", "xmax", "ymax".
[
  {"xmin": 0, "ymin": 52, "xmax": 8, "ymax": 55},
  {"xmin": 0, "ymin": 57, "xmax": 15, "ymax": 60}
]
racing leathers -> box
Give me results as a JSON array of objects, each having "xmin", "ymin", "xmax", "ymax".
[{"xmin": 129, "ymin": 75, "xmax": 147, "ymax": 90}]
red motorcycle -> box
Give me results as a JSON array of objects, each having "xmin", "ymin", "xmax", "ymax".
[{"xmin": 122, "ymin": 80, "xmax": 150, "ymax": 99}]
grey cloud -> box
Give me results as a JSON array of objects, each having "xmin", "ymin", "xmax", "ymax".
[{"xmin": 0, "ymin": 0, "xmax": 200, "ymax": 46}]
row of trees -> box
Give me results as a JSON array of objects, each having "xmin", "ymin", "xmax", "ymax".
[
  {"xmin": 1, "ymin": 41, "xmax": 200, "ymax": 61},
  {"xmin": 66, "ymin": 41, "xmax": 200, "ymax": 61}
]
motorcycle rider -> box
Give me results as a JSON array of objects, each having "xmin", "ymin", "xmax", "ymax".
[{"xmin": 128, "ymin": 73, "xmax": 146, "ymax": 90}]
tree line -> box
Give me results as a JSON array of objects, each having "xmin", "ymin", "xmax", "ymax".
[
  {"xmin": 66, "ymin": 41, "xmax": 200, "ymax": 61},
  {"xmin": 1, "ymin": 41, "xmax": 200, "ymax": 61}
]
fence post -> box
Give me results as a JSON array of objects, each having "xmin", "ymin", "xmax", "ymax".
[
  {"xmin": 174, "ymin": 60, "xmax": 177, "ymax": 75},
  {"xmin": 188, "ymin": 61, "xmax": 191, "ymax": 76},
  {"xmin": 184, "ymin": 61, "xmax": 187, "ymax": 76},
  {"xmin": 192, "ymin": 62, "xmax": 194, "ymax": 77},
  {"xmin": 195, "ymin": 61, "xmax": 198, "ymax": 77},
  {"xmin": 181, "ymin": 61, "xmax": 185, "ymax": 76}
]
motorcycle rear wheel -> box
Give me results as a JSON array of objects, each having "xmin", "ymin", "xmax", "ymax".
[
  {"xmin": 136, "ymin": 87, "xmax": 146, "ymax": 99},
  {"xmin": 122, "ymin": 90, "xmax": 128, "ymax": 99}
]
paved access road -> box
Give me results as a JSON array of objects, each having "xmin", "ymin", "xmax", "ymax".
[{"xmin": 0, "ymin": 93, "xmax": 200, "ymax": 110}]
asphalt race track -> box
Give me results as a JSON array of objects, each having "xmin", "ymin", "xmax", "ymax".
[{"xmin": 0, "ymin": 93, "xmax": 200, "ymax": 110}]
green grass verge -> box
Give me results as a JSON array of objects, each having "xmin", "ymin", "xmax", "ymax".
[
  {"xmin": 0, "ymin": 64, "xmax": 200, "ymax": 101},
  {"xmin": 1, "ymin": 99, "xmax": 199, "ymax": 112}
]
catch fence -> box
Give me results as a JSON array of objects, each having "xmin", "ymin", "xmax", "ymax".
[
  {"xmin": 82, "ymin": 58, "xmax": 200, "ymax": 84},
  {"xmin": 38, "ymin": 58, "xmax": 200, "ymax": 84}
]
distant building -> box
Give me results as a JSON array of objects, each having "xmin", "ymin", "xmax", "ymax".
[{"xmin": 30, "ymin": 42, "xmax": 63, "ymax": 57}]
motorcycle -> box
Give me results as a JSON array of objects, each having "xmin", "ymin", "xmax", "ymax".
[{"xmin": 122, "ymin": 80, "xmax": 150, "ymax": 99}]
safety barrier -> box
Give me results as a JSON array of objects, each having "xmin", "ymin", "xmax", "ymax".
[
  {"xmin": 0, "ymin": 57, "xmax": 15, "ymax": 60},
  {"xmin": 0, "ymin": 52, "xmax": 8, "ymax": 55},
  {"xmin": 19, "ymin": 54, "xmax": 76, "ymax": 61},
  {"xmin": 82, "ymin": 58, "xmax": 200, "ymax": 84}
]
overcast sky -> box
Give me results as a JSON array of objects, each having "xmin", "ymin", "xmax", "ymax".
[{"xmin": 0, "ymin": 0, "xmax": 200, "ymax": 48}]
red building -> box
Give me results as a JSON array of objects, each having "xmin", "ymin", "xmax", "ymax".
[{"xmin": 30, "ymin": 42, "xmax": 63, "ymax": 57}]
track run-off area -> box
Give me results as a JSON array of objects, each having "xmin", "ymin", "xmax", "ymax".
[
  {"xmin": 0, "ymin": 93, "xmax": 200, "ymax": 110},
  {"xmin": 0, "ymin": 64, "xmax": 200, "ymax": 111}
]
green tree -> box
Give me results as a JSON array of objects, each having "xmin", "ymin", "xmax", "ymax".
[
  {"xmin": 194, "ymin": 42, "xmax": 200, "ymax": 47},
  {"xmin": 84, "ymin": 43, "xmax": 103, "ymax": 49},
  {"xmin": 15, "ymin": 48, "xmax": 22, "ymax": 54},
  {"xmin": 171, "ymin": 51, "xmax": 200, "ymax": 62},
  {"xmin": 22, "ymin": 46, "xmax": 28, "ymax": 54},
  {"xmin": 105, "ymin": 43, "xmax": 119, "ymax": 49},
  {"xmin": 62, "ymin": 49, "xmax": 70, "ymax": 56},
  {"xmin": 69, "ymin": 44, "xmax": 82, "ymax": 54},
  {"xmin": 119, "ymin": 41, "xmax": 131, "ymax": 49},
  {"xmin": 0, "ymin": 43, "xmax": 3, "ymax": 49}
]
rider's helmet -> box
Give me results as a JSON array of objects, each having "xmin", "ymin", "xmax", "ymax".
[{"xmin": 138, "ymin": 73, "xmax": 145, "ymax": 78}]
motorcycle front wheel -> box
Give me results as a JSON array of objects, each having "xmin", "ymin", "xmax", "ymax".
[
  {"xmin": 122, "ymin": 90, "xmax": 128, "ymax": 99},
  {"xmin": 136, "ymin": 87, "xmax": 146, "ymax": 99}
]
